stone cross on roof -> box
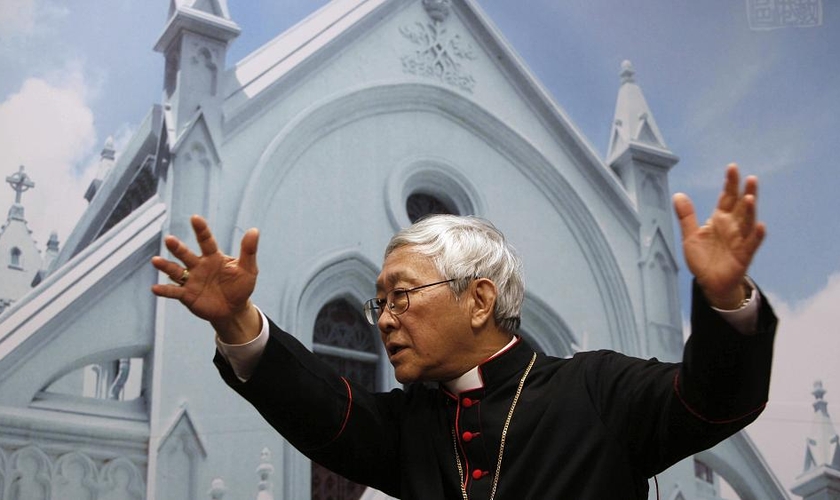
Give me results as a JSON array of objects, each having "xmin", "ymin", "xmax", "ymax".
[{"xmin": 6, "ymin": 165, "xmax": 35, "ymax": 204}]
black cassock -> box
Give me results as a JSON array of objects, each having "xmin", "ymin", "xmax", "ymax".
[{"xmin": 216, "ymin": 283, "xmax": 776, "ymax": 499}]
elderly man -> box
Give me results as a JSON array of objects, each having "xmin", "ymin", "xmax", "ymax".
[{"xmin": 151, "ymin": 164, "xmax": 775, "ymax": 499}]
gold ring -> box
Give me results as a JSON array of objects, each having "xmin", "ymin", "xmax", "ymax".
[{"xmin": 176, "ymin": 268, "xmax": 190, "ymax": 286}]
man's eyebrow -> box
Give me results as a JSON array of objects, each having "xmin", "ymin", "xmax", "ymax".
[{"xmin": 376, "ymin": 271, "xmax": 410, "ymax": 293}]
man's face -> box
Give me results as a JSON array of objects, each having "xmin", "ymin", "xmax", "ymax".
[{"xmin": 375, "ymin": 246, "xmax": 476, "ymax": 383}]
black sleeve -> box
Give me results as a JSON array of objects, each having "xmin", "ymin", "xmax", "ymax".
[
  {"xmin": 677, "ymin": 281, "xmax": 777, "ymax": 421},
  {"xmin": 214, "ymin": 318, "xmax": 404, "ymax": 496},
  {"xmin": 586, "ymin": 280, "xmax": 777, "ymax": 476}
]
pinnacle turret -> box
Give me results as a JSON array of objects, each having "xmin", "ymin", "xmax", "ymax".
[
  {"xmin": 606, "ymin": 60, "xmax": 670, "ymax": 164},
  {"xmin": 85, "ymin": 136, "xmax": 117, "ymax": 202},
  {"xmin": 803, "ymin": 380, "xmax": 840, "ymax": 472},
  {"xmin": 792, "ymin": 381, "xmax": 840, "ymax": 499}
]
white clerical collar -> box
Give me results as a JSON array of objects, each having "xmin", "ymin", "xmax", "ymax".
[{"xmin": 443, "ymin": 336, "xmax": 519, "ymax": 394}]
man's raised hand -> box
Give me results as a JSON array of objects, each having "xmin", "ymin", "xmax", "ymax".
[
  {"xmin": 673, "ymin": 164, "xmax": 766, "ymax": 309},
  {"xmin": 151, "ymin": 215, "xmax": 262, "ymax": 343}
]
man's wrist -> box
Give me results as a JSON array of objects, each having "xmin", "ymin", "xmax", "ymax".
[
  {"xmin": 705, "ymin": 279, "xmax": 752, "ymax": 310},
  {"xmin": 215, "ymin": 307, "xmax": 269, "ymax": 382},
  {"xmin": 212, "ymin": 302, "xmax": 262, "ymax": 344},
  {"xmin": 710, "ymin": 280, "xmax": 760, "ymax": 334}
]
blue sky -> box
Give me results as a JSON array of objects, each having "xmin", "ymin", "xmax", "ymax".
[{"xmin": 1, "ymin": 0, "xmax": 838, "ymax": 493}]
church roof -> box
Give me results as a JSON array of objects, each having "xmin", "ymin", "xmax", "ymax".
[
  {"xmin": 48, "ymin": 105, "xmax": 163, "ymax": 273},
  {"xmin": 223, "ymin": 0, "xmax": 391, "ymax": 120},
  {"xmin": 38, "ymin": 0, "xmax": 642, "ymax": 283},
  {"xmin": 0, "ymin": 198, "xmax": 165, "ymax": 399},
  {"xmin": 222, "ymin": 0, "xmax": 636, "ymax": 228}
]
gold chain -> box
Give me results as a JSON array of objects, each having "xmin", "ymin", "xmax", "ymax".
[{"xmin": 451, "ymin": 352, "xmax": 537, "ymax": 500}]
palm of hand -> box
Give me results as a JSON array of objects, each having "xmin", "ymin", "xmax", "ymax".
[
  {"xmin": 179, "ymin": 251, "xmax": 257, "ymax": 323},
  {"xmin": 151, "ymin": 216, "xmax": 260, "ymax": 335},
  {"xmin": 682, "ymin": 209, "xmax": 752, "ymax": 299},
  {"xmin": 674, "ymin": 165, "xmax": 765, "ymax": 308}
]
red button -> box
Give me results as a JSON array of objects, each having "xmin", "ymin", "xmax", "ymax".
[
  {"xmin": 472, "ymin": 469, "xmax": 486, "ymax": 480},
  {"xmin": 462, "ymin": 398, "xmax": 475, "ymax": 408},
  {"xmin": 462, "ymin": 431, "xmax": 477, "ymax": 442}
]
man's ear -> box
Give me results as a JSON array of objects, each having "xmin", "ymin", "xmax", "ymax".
[{"xmin": 470, "ymin": 278, "xmax": 497, "ymax": 329}]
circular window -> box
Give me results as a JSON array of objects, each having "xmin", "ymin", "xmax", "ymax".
[
  {"xmin": 385, "ymin": 158, "xmax": 485, "ymax": 231},
  {"xmin": 406, "ymin": 192, "xmax": 458, "ymax": 223}
]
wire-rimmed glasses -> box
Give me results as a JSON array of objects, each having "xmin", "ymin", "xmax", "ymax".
[{"xmin": 363, "ymin": 278, "xmax": 457, "ymax": 325}]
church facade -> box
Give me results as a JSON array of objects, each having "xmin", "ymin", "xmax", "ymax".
[{"xmin": 0, "ymin": 1, "xmax": 788, "ymax": 498}]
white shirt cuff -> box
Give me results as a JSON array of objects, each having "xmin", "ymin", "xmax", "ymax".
[
  {"xmin": 711, "ymin": 278, "xmax": 761, "ymax": 335},
  {"xmin": 215, "ymin": 307, "xmax": 269, "ymax": 382}
]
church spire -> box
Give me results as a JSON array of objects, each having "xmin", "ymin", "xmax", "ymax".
[
  {"xmin": 1, "ymin": 165, "xmax": 45, "ymax": 313},
  {"xmin": 168, "ymin": 0, "xmax": 232, "ymax": 20},
  {"xmin": 792, "ymin": 381, "xmax": 840, "ymax": 499},
  {"xmin": 155, "ymin": 0, "xmax": 240, "ymax": 139},
  {"xmin": 256, "ymin": 447, "xmax": 275, "ymax": 500},
  {"xmin": 605, "ymin": 61, "xmax": 681, "ymax": 361},
  {"xmin": 84, "ymin": 136, "xmax": 117, "ymax": 202},
  {"xmin": 606, "ymin": 60, "xmax": 670, "ymax": 164},
  {"xmin": 804, "ymin": 381, "xmax": 840, "ymax": 472}
]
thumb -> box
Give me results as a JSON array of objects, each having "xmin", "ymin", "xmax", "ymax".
[
  {"xmin": 238, "ymin": 228, "xmax": 260, "ymax": 275},
  {"xmin": 673, "ymin": 193, "xmax": 699, "ymax": 241}
]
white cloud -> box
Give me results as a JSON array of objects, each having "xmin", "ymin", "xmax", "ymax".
[
  {"xmin": 0, "ymin": 68, "xmax": 97, "ymax": 248},
  {"xmin": 679, "ymin": 272, "xmax": 840, "ymax": 491},
  {"xmin": 0, "ymin": 0, "xmax": 68, "ymax": 40},
  {"xmin": 0, "ymin": 0, "xmax": 39, "ymax": 37},
  {"xmin": 747, "ymin": 272, "xmax": 840, "ymax": 491}
]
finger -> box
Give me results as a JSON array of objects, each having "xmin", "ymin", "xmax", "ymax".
[
  {"xmin": 673, "ymin": 193, "xmax": 699, "ymax": 241},
  {"xmin": 733, "ymin": 176, "xmax": 759, "ymax": 235},
  {"xmin": 237, "ymin": 228, "xmax": 260, "ymax": 275},
  {"xmin": 151, "ymin": 256, "xmax": 190, "ymax": 284},
  {"xmin": 739, "ymin": 194, "xmax": 757, "ymax": 236},
  {"xmin": 742, "ymin": 221, "xmax": 767, "ymax": 263},
  {"xmin": 743, "ymin": 175, "xmax": 758, "ymax": 200},
  {"xmin": 191, "ymin": 215, "xmax": 220, "ymax": 257},
  {"xmin": 164, "ymin": 235, "xmax": 200, "ymax": 269},
  {"xmin": 151, "ymin": 255, "xmax": 178, "ymax": 275},
  {"xmin": 151, "ymin": 255, "xmax": 173, "ymax": 273},
  {"xmin": 717, "ymin": 163, "xmax": 741, "ymax": 212},
  {"xmin": 151, "ymin": 282, "xmax": 186, "ymax": 300}
]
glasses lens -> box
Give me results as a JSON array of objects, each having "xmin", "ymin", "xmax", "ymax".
[
  {"xmin": 390, "ymin": 290, "xmax": 409, "ymax": 315},
  {"xmin": 363, "ymin": 299, "xmax": 379, "ymax": 325}
]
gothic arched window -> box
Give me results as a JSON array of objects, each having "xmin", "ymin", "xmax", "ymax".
[
  {"xmin": 312, "ymin": 299, "xmax": 379, "ymax": 389},
  {"xmin": 9, "ymin": 247, "xmax": 22, "ymax": 269},
  {"xmin": 311, "ymin": 299, "xmax": 380, "ymax": 500}
]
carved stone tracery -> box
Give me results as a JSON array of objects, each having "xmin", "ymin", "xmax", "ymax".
[
  {"xmin": 191, "ymin": 42, "xmax": 219, "ymax": 96},
  {"xmin": 54, "ymin": 452, "xmax": 98, "ymax": 500},
  {"xmin": 0, "ymin": 444, "xmax": 146, "ymax": 500},
  {"xmin": 400, "ymin": 0, "xmax": 477, "ymax": 92}
]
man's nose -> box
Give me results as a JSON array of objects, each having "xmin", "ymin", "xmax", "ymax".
[{"xmin": 377, "ymin": 306, "xmax": 398, "ymax": 333}]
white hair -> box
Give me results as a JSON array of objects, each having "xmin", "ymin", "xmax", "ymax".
[{"xmin": 385, "ymin": 215, "xmax": 524, "ymax": 333}]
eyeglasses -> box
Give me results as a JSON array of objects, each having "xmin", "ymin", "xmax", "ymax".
[{"xmin": 363, "ymin": 278, "xmax": 457, "ymax": 326}]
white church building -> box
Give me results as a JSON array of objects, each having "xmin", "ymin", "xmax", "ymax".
[{"xmin": 0, "ymin": 0, "xmax": 796, "ymax": 498}]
